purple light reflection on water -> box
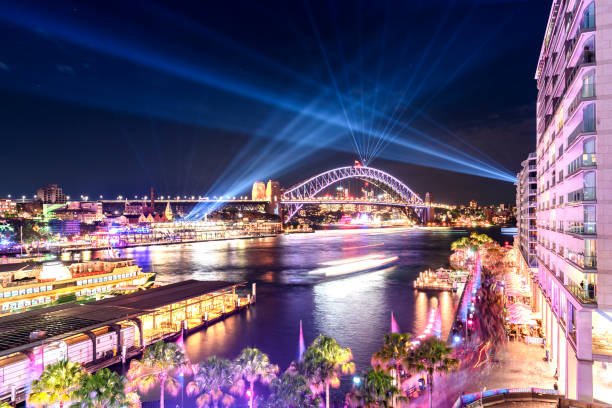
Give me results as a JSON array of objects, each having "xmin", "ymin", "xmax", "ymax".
[{"xmin": 99, "ymin": 227, "xmax": 504, "ymax": 402}]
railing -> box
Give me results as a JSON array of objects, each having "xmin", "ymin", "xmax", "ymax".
[
  {"xmin": 567, "ymin": 221, "xmax": 596, "ymax": 235},
  {"xmin": 565, "ymin": 50, "xmax": 596, "ymax": 88},
  {"xmin": 566, "ymin": 279, "xmax": 596, "ymax": 304},
  {"xmin": 566, "ymin": 249, "xmax": 597, "ymax": 270},
  {"xmin": 567, "ymin": 153, "xmax": 596, "ymax": 177},
  {"xmin": 568, "ymin": 82, "xmax": 596, "ymax": 119},
  {"xmin": 567, "ymin": 117, "xmax": 596, "ymax": 148},
  {"xmin": 568, "ymin": 187, "xmax": 596, "ymax": 203}
]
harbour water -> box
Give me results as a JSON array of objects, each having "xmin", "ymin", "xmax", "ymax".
[{"xmin": 100, "ymin": 226, "xmax": 506, "ymax": 400}]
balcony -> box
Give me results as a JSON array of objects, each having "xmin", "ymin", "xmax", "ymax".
[
  {"xmin": 566, "ymin": 250, "xmax": 597, "ymax": 271},
  {"xmin": 566, "ymin": 279, "xmax": 596, "ymax": 305},
  {"xmin": 565, "ymin": 50, "xmax": 596, "ymax": 90},
  {"xmin": 567, "ymin": 153, "xmax": 596, "ymax": 178},
  {"xmin": 567, "ymin": 187, "xmax": 596, "ymax": 204},
  {"xmin": 536, "ymin": 256, "xmax": 597, "ymax": 306},
  {"xmin": 567, "ymin": 82, "xmax": 595, "ymax": 120},
  {"xmin": 567, "ymin": 221, "xmax": 596, "ymax": 236},
  {"xmin": 567, "ymin": 117, "xmax": 596, "ymax": 149}
]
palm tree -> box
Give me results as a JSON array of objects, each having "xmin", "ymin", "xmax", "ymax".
[
  {"xmin": 265, "ymin": 372, "xmax": 320, "ymax": 408},
  {"xmin": 301, "ymin": 334, "xmax": 355, "ymax": 408},
  {"xmin": 71, "ymin": 368, "xmax": 128, "ymax": 408},
  {"xmin": 372, "ymin": 333, "xmax": 411, "ymax": 407},
  {"xmin": 0, "ymin": 403, "xmax": 12, "ymax": 408},
  {"xmin": 187, "ymin": 356, "xmax": 235, "ymax": 408},
  {"xmin": 406, "ymin": 337, "xmax": 459, "ymax": 408},
  {"xmin": 126, "ymin": 341, "xmax": 188, "ymax": 408},
  {"xmin": 28, "ymin": 360, "xmax": 86, "ymax": 408},
  {"xmin": 346, "ymin": 368, "xmax": 399, "ymax": 408},
  {"xmin": 234, "ymin": 348, "xmax": 279, "ymax": 408}
]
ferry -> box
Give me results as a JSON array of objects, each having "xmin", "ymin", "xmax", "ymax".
[
  {"xmin": 0, "ymin": 258, "xmax": 155, "ymax": 314},
  {"xmin": 309, "ymin": 254, "xmax": 399, "ymax": 278}
]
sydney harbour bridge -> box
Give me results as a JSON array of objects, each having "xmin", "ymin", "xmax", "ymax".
[{"xmin": 99, "ymin": 165, "xmax": 449, "ymax": 223}]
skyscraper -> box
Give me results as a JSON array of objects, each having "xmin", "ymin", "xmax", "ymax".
[{"xmin": 532, "ymin": 0, "xmax": 611, "ymax": 402}]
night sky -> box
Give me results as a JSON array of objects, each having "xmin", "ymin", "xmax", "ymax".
[{"xmin": 0, "ymin": 0, "xmax": 551, "ymax": 205}]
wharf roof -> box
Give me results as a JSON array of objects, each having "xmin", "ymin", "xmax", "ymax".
[{"xmin": 0, "ymin": 279, "xmax": 244, "ymax": 357}]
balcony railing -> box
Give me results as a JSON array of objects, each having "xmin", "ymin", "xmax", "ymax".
[
  {"xmin": 567, "ymin": 117, "xmax": 596, "ymax": 148},
  {"xmin": 567, "ymin": 153, "xmax": 596, "ymax": 177},
  {"xmin": 567, "ymin": 221, "xmax": 596, "ymax": 235},
  {"xmin": 566, "ymin": 279, "xmax": 596, "ymax": 304},
  {"xmin": 568, "ymin": 187, "xmax": 596, "ymax": 203},
  {"xmin": 568, "ymin": 82, "xmax": 596, "ymax": 119}
]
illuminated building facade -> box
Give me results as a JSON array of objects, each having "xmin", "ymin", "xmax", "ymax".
[
  {"xmin": 533, "ymin": 0, "xmax": 612, "ymax": 402},
  {"xmin": 251, "ymin": 182, "xmax": 266, "ymax": 201},
  {"xmin": 266, "ymin": 180, "xmax": 281, "ymax": 216},
  {"xmin": 516, "ymin": 152, "xmax": 538, "ymax": 268},
  {"xmin": 36, "ymin": 184, "xmax": 66, "ymax": 204},
  {"xmin": 469, "ymin": 200, "xmax": 477, "ymax": 210},
  {"xmin": 0, "ymin": 200, "xmax": 16, "ymax": 215}
]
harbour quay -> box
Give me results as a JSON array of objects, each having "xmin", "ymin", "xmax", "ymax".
[{"xmin": 0, "ymin": 279, "xmax": 255, "ymax": 404}]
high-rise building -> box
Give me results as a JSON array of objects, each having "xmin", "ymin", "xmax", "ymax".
[
  {"xmin": 469, "ymin": 200, "xmax": 477, "ymax": 210},
  {"xmin": 531, "ymin": 0, "xmax": 612, "ymax": 402},
  {"xmin": 516, "ymin": 152, "xmax": 538, "ymax": 268},
  {"xmin": 36, "ymin": 184, "xmax": 67, "ymax": 204}
]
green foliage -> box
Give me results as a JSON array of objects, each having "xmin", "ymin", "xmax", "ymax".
[
  {"xmin": 57, "ymin": 293, "xmax": 78, "ymax": 304},
  {"xmin": 265, "ymin": 373, "xmax": 321, "ymax": 408},
  {"xmin": 28, "ymin": 360, "xmax": 87, "ymax": 407},
  {"xmin": 233, "ymin": 348, "xmax": 278, "ymax": 398},
  {"xmin": 2, "ymin": 218, "xmax": 51, "ymax": 244},
  {"xmin": 187, "ymin": 356, "xmax": 236, "ymax": 408},
  {"xmin": 71, "ymin": 368, "xmax": 129, "ymax": 408},
  {"xmin": 346, "ymin": 368, "xmax": 399, "ymax": 407},
  {"xmin": 300, "ymin": 334, "xmax": 355, "ymax": 407},
  {"xmin": 127, "ymin": 341, "xmax": 188, "ymax": 408}
]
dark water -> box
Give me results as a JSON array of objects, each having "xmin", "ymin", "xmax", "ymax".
[{"xmin": 104, "ymin": 227, "xmax": 506, "ymax": 401}]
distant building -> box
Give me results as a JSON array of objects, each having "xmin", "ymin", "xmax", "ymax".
[
  {"xmin": 516, "ymin": 152, "xmax": 537, "ymax": 268},
  {"xmin": 469, "ymin": 200, "xmax": 477, "ymax": 210},
  {"xmin": 0, "ymin": 199, "xmax": 16, "ymax": 215},
  {"xmin": 252, "ymin": 182, "xmax": 266, "ymax": 201},
  {"xmin": 266, "ymin": 180, "xmax": 281, "ymax": 216},
  {"xmin": 164, "ymin": 201, "xmax": 174, "ymax": 221},
  {"xmin": 36, "ymin": 184, "xmax": 66, "ymax": 204},
  {"xmin": 48, "ymin": 219, "xmax": 80, "ymax": 236}
]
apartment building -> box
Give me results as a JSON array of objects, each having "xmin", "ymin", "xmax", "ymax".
[
  {"xmin": 516, "ymin": 152, "xmax": 538, "ymax": 268},
  {"xmin": 532, "ymin": 0, "xmax": 612, "ymax": 403}
]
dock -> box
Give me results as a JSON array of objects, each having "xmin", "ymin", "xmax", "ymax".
[{"xmin": 0, "ymin": 279, "xmax": 255, "ymax": 404}]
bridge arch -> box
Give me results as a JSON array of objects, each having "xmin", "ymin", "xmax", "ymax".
[{"xmin": 282, "ymin": 166, "xmax": 424, "ymax": 222}]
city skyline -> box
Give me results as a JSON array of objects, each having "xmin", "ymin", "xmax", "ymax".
[{"xmin": 0, "ymin": 0, "xmax": 551, "ymax": 204}]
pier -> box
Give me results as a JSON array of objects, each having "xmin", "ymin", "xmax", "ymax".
[{"xmin": 0, "ymin": 280, "xmax": 254, "ymax": 404}]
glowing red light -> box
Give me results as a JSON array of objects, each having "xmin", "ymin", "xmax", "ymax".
[{"xmin": 468, "ymin": 320, "xmax": 473, "ymax": 325}]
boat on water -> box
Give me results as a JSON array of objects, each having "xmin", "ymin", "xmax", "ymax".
[
  {"xmin": 309, "ymin": 254, "xmax": 399, "ymax": 278},
  {"xmin": 413, "ymin": 267, "xmax": 467, "ymax": 292},
  {"xmin": 0, "ymin": 258, "xmax": 155, "ymax": 314}
]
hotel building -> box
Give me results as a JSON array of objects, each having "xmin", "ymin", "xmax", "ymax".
[
  {"xmin": 530, "ymin": 0, "xmax": 612, "ymax": 403},
  {"xmin": 516, "ymin": 152, "xmax": 538, "ymax": 268}
]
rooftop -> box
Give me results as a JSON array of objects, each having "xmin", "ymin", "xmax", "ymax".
[{"xmin": 0, "ymin": 279, "xmax": 243, "ymax": 356}]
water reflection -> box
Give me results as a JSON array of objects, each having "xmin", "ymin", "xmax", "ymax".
[{"xmin": 96, "ymin": 228, "xmax": 506, "ymax": 392}]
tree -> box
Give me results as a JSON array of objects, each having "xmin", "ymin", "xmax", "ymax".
[
  {"xmin": 126, "ymin": 341, "xmax": 188, "ymax": 408},
  {"xmin": 346, "ymin": 368, "xmax": 399, "ymax": 408},
  {"xmin": 265, "ymin": 372, "xmax": 320, "ymax": 408},
  {"xmin": 187, "ymin": 356, "xmax": 235, "ymax": 408},
  {"xmin": 300, "ymin": 335, "xmax": 355, "ymax": 408},
  {"xmin": 372, "ymin": 333, "xmax": 412, "ymax": 407},
  {"xmin": 234, "ymin": 348, "xmax": 279, "ymax": 408},
  {"xmin": 406, "ymin": 337, "xmax": 459, "ymax": 408},
  {"xmin": 28, "ymin": 360, "xmax": 86, "ymax": 408},
  {"xmin": 71, "ymin": 368, "xmax": 129, "ymax": 408}
]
